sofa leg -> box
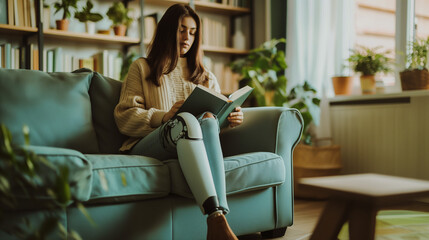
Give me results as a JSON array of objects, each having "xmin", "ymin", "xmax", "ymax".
[{"xmin": 260, "ymin": 227, "xmax": 287, "ymax": 238}]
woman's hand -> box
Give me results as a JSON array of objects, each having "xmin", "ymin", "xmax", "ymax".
[
  {"xmin": 162, "ymin": 100, "xmax": 184, "ymax": 123},
  {"xmin": 227, "ymin": 107, "xmax": 243, "ymax": 128}
]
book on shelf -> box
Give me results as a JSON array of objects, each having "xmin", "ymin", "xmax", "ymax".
[
  {"xmin": 175, "ymin": 85, "xmax": 253, "ymax": 128},
  {"xmin": 7, "ymin": 0, "xmax": 13, "ymax": 25},
  {"xmin": 0, "ymin": 0, "xmax": 7, "ymax": 24},
  {"xmin": 0, "ymin": 43, "xmax": 11, "ymax": 69},
  {"xmin": 79, "ymin": 58, "xmax": 94, "ymax": 70},
  {"xmin": 143, "ymin": 13, "xmax": 160, "ymax": 42}
]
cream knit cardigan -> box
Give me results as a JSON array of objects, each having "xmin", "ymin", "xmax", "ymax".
[{"xmin": 114, "ymin": 57, "xmax": 221, "ymax": 151}]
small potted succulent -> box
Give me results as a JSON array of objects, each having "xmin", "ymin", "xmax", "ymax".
[
  {"xmin": 400, "ymin": 37, "xmax": 429, "ymax": 90},
  {"xmin": 74, "ymin": 0, "xmax": 103, "ymax": 34},
  {"xmin": 54, "ymin": 0, "xmax": 79, "ymax": 31},
  {"xmin": 106, "ymin": 2, "xmax": 133, "ymax": 36},
  {"xmin": 347, "ymin": 45, "xmax": 393, "ymax": 94}
]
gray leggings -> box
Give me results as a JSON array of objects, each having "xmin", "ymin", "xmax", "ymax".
[{"xmin": 129, "ymin": 116, "xmax": 229, "ymax": 214}]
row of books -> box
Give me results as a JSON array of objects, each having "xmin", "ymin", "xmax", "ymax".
[
  {"xmin": 0, "ymin": 44, "xmax": 123, "ymax": 80},
  {"xmin": 201, "ymin": 16, "xmax": 228, "ymax": 48},
  {"xmin": 204, "ymin": 56, "xmax": 240, "ymax": 94},
  {"xmin": 197, "ymin": 0, "xmax": 250, "ymax": 7},
  {"xmin": 0, "ymin": 43, "xmax": 38, "ymax": 69},
  {"xmin": 44, "ymin": 48, "xmax": 123, "ymax": 80},
  {"xmin": 0, "ymin": 0, "xmax": 37, "ymax": 27}
]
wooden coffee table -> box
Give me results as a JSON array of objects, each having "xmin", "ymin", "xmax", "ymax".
[{"xmin": 298, "ymin": 173, "xmax": 429, "ymax": 240}]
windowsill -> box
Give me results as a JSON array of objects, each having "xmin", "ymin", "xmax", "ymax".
[{"xmin": 328, "ymin": 87, "xmax": 429, "ymax": 106}]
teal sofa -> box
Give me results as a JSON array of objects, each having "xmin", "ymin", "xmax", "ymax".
[{"xmin": 0, "ymin": 69, "xmax": 303, "ymax": 240}]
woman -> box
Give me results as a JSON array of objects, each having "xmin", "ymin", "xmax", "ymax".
[{"xmin": 114, "ymin": 3, "xmax": 243, "ymax": 240}]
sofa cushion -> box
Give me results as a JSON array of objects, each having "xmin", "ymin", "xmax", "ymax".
[
  {"xmin": 0, "ymin": 69, "xmax": 99, "ymax": 153},
  {"xmin": 84, "ymin": 70, "xmax": 128, "ymax": 154},
  {"xmin": 166, "ymin": 152, "xmax": 285, "ymax": 198},
  {"xmin": 8, "ymin": 146, "xmax": 92, "ymax": 209},
  {"xmin": 84, "ymin": 154, "xmax": 170, "ymax": 204}
]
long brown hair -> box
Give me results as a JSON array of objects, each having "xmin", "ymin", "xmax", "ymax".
[{"xmin": 146, "ymin": 4, "xmax": 208, "ymax": 86}]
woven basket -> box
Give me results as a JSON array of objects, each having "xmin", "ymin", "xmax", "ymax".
[
  {"xmin": 293, "ymin": 143, "xmax": 342, "ymax": 199},
  {"xmin": 400, "ymin": 69, "xmax": 429, "ymax": 91}
]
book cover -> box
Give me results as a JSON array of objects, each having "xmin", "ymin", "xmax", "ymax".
[
  {"xmin": 47, "ymin": 49, "xmax": 53, "ymax": 72},
  {"xmin": 0, "ymin": 45, "xmax": 2, "ymax": 68},
  {"xmin": 7, "ymin": 0, "xmax": 13, "ymax": 25},
  {"xmin": 53, "ymin": 47, "xmax": 63, "ymax": 72},
  {"xmin": 29, "ymin": 0, "xmax": 35, "ymax": 27},
  {"xmin": 0, "ymin": 0, "xmax": 7, "ymax": 24},
  {"xmin": 176, "ymin": 85, "xmax": 253, "ymax": 128}
]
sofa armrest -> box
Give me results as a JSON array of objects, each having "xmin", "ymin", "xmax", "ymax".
[
  {"xmin": 220, "ymin": 107, "xmax": 303, "ymax": 158},
  {"xmin": 220, "ymin": 106, "xmax": 303, "ymax": 228}
]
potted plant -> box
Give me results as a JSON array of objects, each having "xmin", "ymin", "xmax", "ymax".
[
  {"xmin": 347, "ymin": 45, "xmax": 393, "ymax": 94},
  {"xmin": 230, "ymin": 38, "xmax": 288, "ymax": 106},
  {"xmin": 74, "ymin": 0, "xmax": 103, "ymax": 34},
  {"xmin": 230, "ymin": 39, "xmax": 340, "ymax": 199},
  {"xmin": 54, "ymin": 0, "xmax": 79, "ymax": 31},
  {"xmin": 400, "ymin": 37, "xmax": 429, "ymax": 90},
  {"xmin": 106, "ymin": 2, "xmax": 133, "ymax": 36}
]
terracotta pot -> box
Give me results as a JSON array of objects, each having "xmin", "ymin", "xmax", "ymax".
[
  {"xmin": 360, "ymin": 75, "xmax": 376, "ymax": 94},
  {"xmin": 113, "ymin": 25, "xmax": 127, "ymax": 36},
  {"xmin": 56, "ymin": 19, "xmax": 69, "ymax": 31},
  {"xmin": 331, "ymin": 76, "xmax": 354, "ymax": 95}
]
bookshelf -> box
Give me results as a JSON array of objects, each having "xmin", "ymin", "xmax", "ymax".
[
  {"xmin": 141, "ymin": 0, "xmax": 253, "ymax": 93},
  {"xmin": 1, "ymin": 0, "xmax": 253, "ymax": 93}
]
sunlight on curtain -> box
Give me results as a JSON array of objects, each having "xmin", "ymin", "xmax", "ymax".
[
  {"xmin": 285, "ymin": 0, "xmax": 355, "ymax": 97},
  {"xmin": 285, "ymin": 0, "xmax": 355, "ymax": 139}
]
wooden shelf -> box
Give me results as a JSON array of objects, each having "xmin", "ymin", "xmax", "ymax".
[
  {"xmin": 202, "ymin": 45, "xmax": 249, "ymax": 55},
  {"xmin": 43, "ymin": 29, "xmax": 140, "ymax": 44},
  {"xmin": 145, "ymin": 0, "xmax": 250, "ymax": 15},
  {"xmin": 0, "ymin": 24, "xmax": 38, "ymax": 34}
]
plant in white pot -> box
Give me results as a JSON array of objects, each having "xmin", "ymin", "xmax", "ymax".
[
  {"xmin": 106, "ymin": 2, "xmax": 133, "ymax": 36},
  {"xmin": 74, "ymin": 0, "xmax": 103, "ymax": 34},
  {"xmin": 400, "ymin": 37, "xmax": 429, "ymax": 90},
  {"xmin": 54, "ymin": 0, "xmax": 79, "ymax": 31},
  {"xmin": 347, "ymin": 46, "xmax": 393, "ymax": 94}
]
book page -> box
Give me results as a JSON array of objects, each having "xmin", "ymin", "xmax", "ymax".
[
  {"xmin": 228, "ymin": 85, "xmax": 253, "ymax": 101},
  {"xmin": 197, "ymin": 85, "xmax": 229, "ymax": 101}
]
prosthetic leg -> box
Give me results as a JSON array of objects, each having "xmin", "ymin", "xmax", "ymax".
[
  {"xmin": 167, "ymin": 112, "xmax": 220, "ymax": 214},
  {"xmin": 167, "ymin": 112, "xmax": 238, "ymax": 240}
]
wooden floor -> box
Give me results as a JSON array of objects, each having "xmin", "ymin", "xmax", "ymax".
[
  {"xmin": 238, "ymin": 198, "xmax": 327, "ymax": 240},
  {"xmin": 238, "ymin": 197, "xmax": 429, "ymax": 240}
]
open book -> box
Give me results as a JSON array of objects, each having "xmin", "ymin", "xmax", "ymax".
[{"xmin": 176, "ymin": 85, "xmax": 253, "ymax": 128}]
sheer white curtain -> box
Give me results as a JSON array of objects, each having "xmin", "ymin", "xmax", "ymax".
[
  {"xmin": 285, "ymin": 0, "xmax": 355, "ymax": 96},
  {"xmin": 285, "ymin": 0, "xmax": 355, "ymax": 138}
]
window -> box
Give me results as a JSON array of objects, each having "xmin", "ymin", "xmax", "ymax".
[
  {"xmin": 354, "ymin": 0, "xmax": 396, "ymax": 86},
  {"xmin": 415, "ymin": 0, "xmax": 429, "ymax": 39}
]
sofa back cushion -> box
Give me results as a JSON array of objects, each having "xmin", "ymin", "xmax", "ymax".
[
  {"xmin": 0, "ymin": 69, "xmax": 99, "ymax": 153},
  {"xmin": 86, "ymin": 70, "xmax": 127, "ymax": 153}
]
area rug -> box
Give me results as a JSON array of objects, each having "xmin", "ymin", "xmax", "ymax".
[{"xmin": 338, "ymin": 210, "xmax": 429, "ymax": 240}]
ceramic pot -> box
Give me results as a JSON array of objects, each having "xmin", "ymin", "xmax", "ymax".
[
  {"xmin": 360, "ymin": 75, "xmax": 376, "ymax": 94},
  {"xmin": 85, "ymin": 21, "xmax": 96, "ymax": 34}
]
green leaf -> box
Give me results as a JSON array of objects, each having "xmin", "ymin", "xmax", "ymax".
[{"xmin": 76, "ymin": 202, "xmax": 96, "ymax": 227}]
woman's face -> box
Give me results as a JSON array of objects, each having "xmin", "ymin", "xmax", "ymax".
[{"xmin": 178, "ymin": 16, "xmax": 197, "ymax": 57}]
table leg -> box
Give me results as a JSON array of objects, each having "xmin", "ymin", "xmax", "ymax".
[
  {"xmin": 310, "ymin": 199, "xmax": 349, "ymax": 240},
  {"xmin": 348, "ymin": 203, "xmax": 377, "ymax": 240}
]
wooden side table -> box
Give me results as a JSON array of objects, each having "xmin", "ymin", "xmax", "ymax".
[{"xmin": 298, "ymin": 173, "xmax": 429, "ymax": 240}]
